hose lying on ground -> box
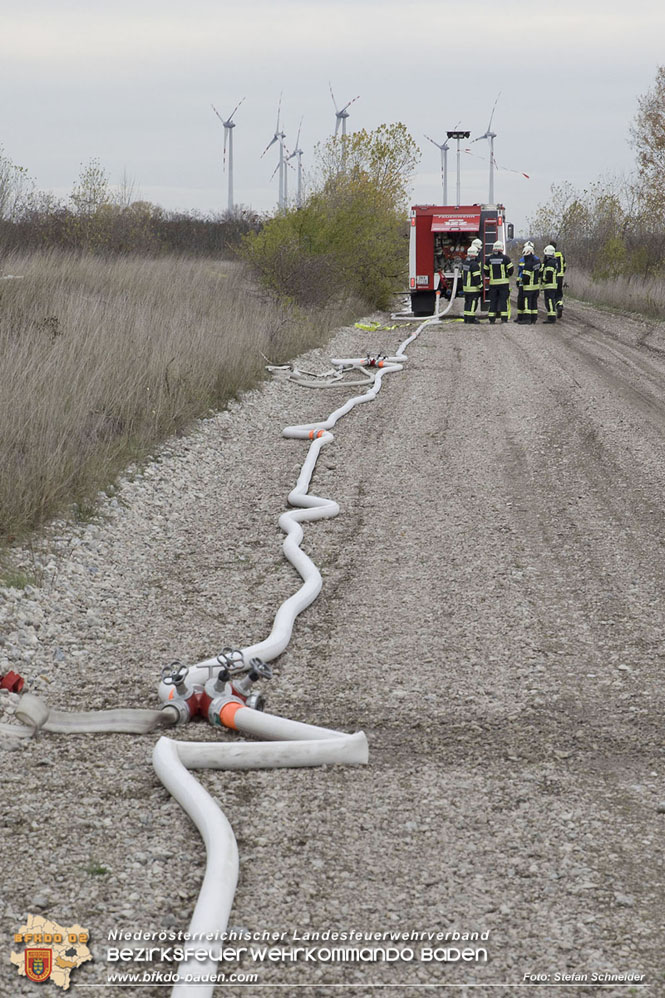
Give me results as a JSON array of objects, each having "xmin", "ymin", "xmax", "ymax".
[{"xmin": 1, "ymin": 288, "xmax": 457, "ymax": 998}]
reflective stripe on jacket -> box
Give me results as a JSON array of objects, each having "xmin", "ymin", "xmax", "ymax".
[
  {"xmin": 541, "ymin": 258, "xmax": 558, "ymax": 290},
  {"xmin": 483, "ymin": 253, "xmax": 514, "ymax": 285},
  {"xmin": 520, "ymin": 254, "xmax": 541, "ymax": 291},
  {"xmin": 555, "ymin": 250, "xmax": 566, "ymax": 277},
  {"xmin": 462, "ymin": 259, "xmax": 483, "ymax": 293}
]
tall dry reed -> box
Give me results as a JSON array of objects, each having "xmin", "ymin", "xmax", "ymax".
[
  {"xmin": 566, "ymin": 270, "xmax": 665, "ymax": 322},
  {"xmin": 0, "ymin": 250, "xmax": 360, "ymax": 541}
]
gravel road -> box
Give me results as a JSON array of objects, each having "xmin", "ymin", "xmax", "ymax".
[{"xmin": 1, "ymin": 299, "xmax": 664, "ymax": 998}]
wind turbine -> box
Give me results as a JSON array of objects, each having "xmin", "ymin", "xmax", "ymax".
[
  {"xmin": 211, "ymin": 97, "xmax": 245, "ymax": 214},
  {"xmin": 277, "ymin": 146, "xmax": 296, "ymax": 206},
  {"xmin": 286, "ymin": 117, "xmax": 304, "ymax": 207},
  {"xmin": 472, "ymin": 92, "xmax": 501, "ymax": 203},
  {"xmin": 424, "ymin": 133, "xmax": 451, "ymax": 204},
  {"xmin": 261, "ymin": 94, "xmax": 286, "ymax": 211},
  {"xmin": 330, "ymin": 83, "xmax": 360, "ymax": 137}
]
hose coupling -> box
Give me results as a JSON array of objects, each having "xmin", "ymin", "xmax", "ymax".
[
  {"xmin": 0, "ymin": 670, "xmax": 25, "ymax": 693},
  {"xmin": 208, "ymin": 695, "xmax": 245, "ymax": 730},
  {"xmin": 160, "ymin": 702, "xmax": 187, "ymax": 725}
]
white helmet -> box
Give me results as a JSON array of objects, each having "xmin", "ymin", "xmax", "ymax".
[
  {"xmin": 467, "ymin": 246, "xmax": 478, "ymax": 257},
  {"xmin": 523, "ymin": 242, "xmax": 534, "ymax": 253},
  {"xmin": 544, "ymin": 244, "xmax": 556, "ymax": 256},
  {"xmin": 471, "ymin": 238, "xmax": 483, "ymax": 249},
  {"xmin": 492, "ymin": 240, "xmax": 503, "ymax": 251}
]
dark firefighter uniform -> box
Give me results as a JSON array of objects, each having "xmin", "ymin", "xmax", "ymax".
[
  {"xmin": 483, "ymin": 247, "xmax": 514, "ymax": 323},
  {"xmin": 520, "ymin": 252, "xmax": 541, "ymax": 323},
  {"xmin": 553, "ymin": 245, "xmax": 566, "ymax": 317},
  {"xmin": 515, "ymin": 249, "xmax": 532, "ymax": 323},
  {"xmin": 541, "ymin": 253, "xmax": 558, "ymax": 322},
  {"xmin": 462, "ymin": 253, "xmax": 483, "ymax": 323}
]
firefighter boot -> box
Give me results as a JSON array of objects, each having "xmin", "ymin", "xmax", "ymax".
[
  {"xmin": 557, "ymin": 305, "xmax": 563, "ymax": 318},
  {"xmin": 530, "ymin": 315, "xmax": 537, "ymax": 324}
]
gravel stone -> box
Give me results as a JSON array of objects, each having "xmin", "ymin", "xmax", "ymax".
[{"xmin": 0, "ymin": 303, "xmax": 664, "ymax": 997}]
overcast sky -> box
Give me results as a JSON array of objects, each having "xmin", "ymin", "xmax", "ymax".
[{"xmin": 2, "ymin": 0, "xmax": 663, "ymax": 231}]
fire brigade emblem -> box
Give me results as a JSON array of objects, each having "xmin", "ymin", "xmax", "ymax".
[{"xmin": 25, "ymin": 947, "xmax": 53, "ymax": 982}]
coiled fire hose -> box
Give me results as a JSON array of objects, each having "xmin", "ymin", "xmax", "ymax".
[{"xmin": 1, "ymin": 277, "xmax": 457, "ymax": 997}]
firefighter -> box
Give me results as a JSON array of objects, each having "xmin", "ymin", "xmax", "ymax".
[
  {"xmin": 462, "ymin": 245, "xmax": 483, "ymax": 323},
  {"xmin": 520, "ymin": 245, "xmax": 541, "ymax": 324},
  {"xmin": 515, "ymin": 241, "xmax": 534, "ymax": 324},
  {"xmin": 471, "ymin": 237, "xmax": 484, "ymax": 258},
  {"xmin": 541, "ymin": 245, "xmax": 558, "ymax": 323},
  {"xmin": 483, "ymin": 240, "xmax": 514, "ymax": 323},
  {"xmin": 551, "ymin": 240, "xmax": 566, "ymax": 317}
]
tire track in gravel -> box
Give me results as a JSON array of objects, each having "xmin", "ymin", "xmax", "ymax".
[
  {"xmin": 2, "ymin": 308, "xmax": 665, "ymax": 998},
  {"xmin": 242, "ymin": 314, "xmax": 665, "ymax": 997}
]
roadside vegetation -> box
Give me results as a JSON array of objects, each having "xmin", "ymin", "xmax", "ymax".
[
  {"xmin": 0, "ymin": 251, "xmax": 362, "ymax": 544},
  {"xmin": 0, "ymin": 157, "xmax": 261, "ymax": 256},
  {"xmin": 241, "ymin": 124, "xmax": 419, "ymax": 311},
  {"xmin": 529, "ymin": 65, "xmax": 665, "ymax": 320},
  {"xmin": 0, "ymin": 124, "xmax": 417, "ymax": 545}
]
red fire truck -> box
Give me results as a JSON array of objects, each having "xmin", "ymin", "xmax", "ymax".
[{"xmin": 408, "ymin": 203, "xmax": 514, "ymax": 316}]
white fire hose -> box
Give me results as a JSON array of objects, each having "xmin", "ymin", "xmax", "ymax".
[{"xmin": 1, "ymin": 277, "xmax": 457, "ymax": 997}]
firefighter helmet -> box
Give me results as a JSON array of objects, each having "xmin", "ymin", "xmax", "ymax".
[
  {"xmin": 467, "ymin": 246, "xmax": 478, "ymax": 257},
  {"xmin": 544, "ymin": 244, "xmax": 556, "ymax": 256},
  {"xmin": 493, "ymin": 240, "xmax": 503, "ymax": 251},
  {"xmin": 471, "ymin": 238, "xmax": 483, "ymax": 249}
]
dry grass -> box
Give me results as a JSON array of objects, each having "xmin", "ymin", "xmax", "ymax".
[
  {"xmin": 0, "ymin": 249, "xmax": 360, "ymax": 541},
  {"xmin": 567, "ymin": 269, "xmax": 665, "ymax": 322}
]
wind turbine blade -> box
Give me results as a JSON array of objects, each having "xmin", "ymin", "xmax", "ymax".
[
  {"xmin": 470, "ymin": 134, "xmax": 488, "ymax": 143},
  {"xmin": 211, "ymin": 103, "xmax": 225, "ymax": 124},
  {"xmin": 329, "ymin": 82, "xmax": 339, "ymax": 112},
  {"xmin": 260, "ymin": 135, "xmax": 278, "ymax": 158},
  {"xmin": 424, "ymin": 133, "xmax": 441, "ymax": 149},
  {"xmin": 228, "ymin": 96, "xmax": 245, "ymax": 122},
  {"xmin": 335, "ymin": 117, "xmax": 341, "ymax": 137},
  {"xmin": 487, "ymin": 91, "xmax": 501, "ymax": 133},
  {"xmin": 340, "ymin": 94, "xmax": 360, "ymax": 113},
  {"xmin": 269, "ymin": 161, "xmax": 280, "ymax": 181},
  {"xmin": 274, "ymin": 91, "xmax": 283, "ymax": 133},
  {"xmin": 294, "ymin": 115, "xmax": 303, "ymax": 151}
]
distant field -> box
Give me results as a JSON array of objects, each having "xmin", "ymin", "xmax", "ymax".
[{"xmin": 0, "ymin": 250, "xmax": 360, "ymax": 543}]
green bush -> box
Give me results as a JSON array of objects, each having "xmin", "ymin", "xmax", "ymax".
[{"xmin": 242, "ymin": 123, "xmax": 419, "ymax": 311}]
